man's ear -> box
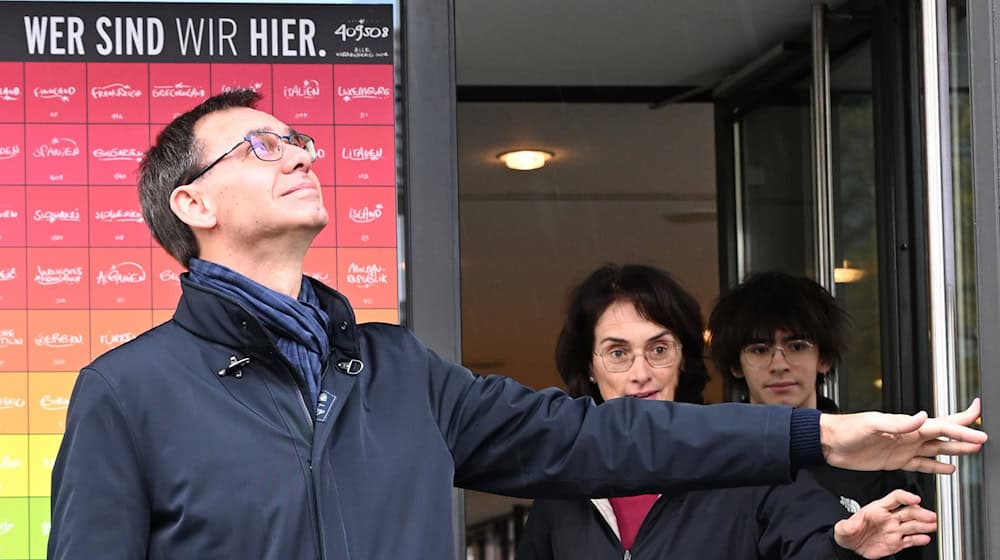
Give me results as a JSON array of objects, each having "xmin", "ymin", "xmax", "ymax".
[
  {"xmin": 730, "ymin": 366, "xmax": 744, "ymax": 379},
  {"xmin": 818, "ymin": 359, "xmax": 832, "ymax": 375},
  {"xmin": 170, "ymin": 184, "xmax": 217, "ymax": 231}
]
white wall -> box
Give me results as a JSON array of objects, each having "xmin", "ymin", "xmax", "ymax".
[{"xmin": 458, "ymin": 101, "xmax": 720, "ymax": 394}]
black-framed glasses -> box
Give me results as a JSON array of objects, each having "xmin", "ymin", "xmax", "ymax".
[
  {"xmin": 593, "ymin": 340, "xmax": 683, "ymax": 373},
  {"xmin": 741, "ymin": 339, "xmax": 817, "ymax": 368},
  {"xmin": 182, "ymin": 130, "xmax": 317, "ymax": 186}
]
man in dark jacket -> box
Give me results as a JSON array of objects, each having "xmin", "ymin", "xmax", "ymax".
[
  {"xmin": 48, "ymin": 90, "xmax": 986, "ymax": 560},
  {"xmin": 709, "ymin": 271, "xmax": 936, "ymax": 560}
]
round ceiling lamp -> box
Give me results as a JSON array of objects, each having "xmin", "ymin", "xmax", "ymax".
[{"xmin": 497, "ymin": 149, "xmax": 554, "ymax": 171}]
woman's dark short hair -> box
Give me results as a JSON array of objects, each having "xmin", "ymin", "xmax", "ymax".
[
  {"xmin": 707, "ymin": 271, "xmax": 851, "ymax": 395},
  {"xmin": 138, "ymin": 89, "xmax": 262, "ymax": 267},
  {"xmin": 555, "ymin": 264, "xmax": 709, "ymax": 405}
]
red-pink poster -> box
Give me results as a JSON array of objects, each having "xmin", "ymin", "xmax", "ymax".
[{"xmin": 0, "ymin": 3, "xmax": 398, "ymax": 556}]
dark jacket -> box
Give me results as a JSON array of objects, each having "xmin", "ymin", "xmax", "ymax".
[
  {"xmin": 516, "ymin": 461, "xmax": 868, "ymax": 559},
  {"xmin": 50, "ymin": 276, "xmax": 809, "ymax": 560}
]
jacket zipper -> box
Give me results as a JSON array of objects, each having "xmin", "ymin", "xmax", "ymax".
[
  {"xmin": 270, "ymin": 349, "xmax": 315, "ymax": 425},
  {"xmin": 271, "ymin": 352, "xmax": 323, "ymax": 557},
  {"xmin": 295, "ymin": 387, "xmax": 312, "ymax": 424},
  {"xmin": 624, "ymin": 551, "xmax": 631, "ymax": 560}
]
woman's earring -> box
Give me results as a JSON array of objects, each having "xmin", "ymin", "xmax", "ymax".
[{"xmin": 588, "ymin": 376, "xmax": 595, "ymax": 383}]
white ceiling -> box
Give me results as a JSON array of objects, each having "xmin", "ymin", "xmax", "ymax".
[{"xmin": 456, "ymin": 0, "xmax": 846, "ymax": 86}]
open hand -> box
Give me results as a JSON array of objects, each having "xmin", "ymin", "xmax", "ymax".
[{"xmin": 821, "ymin": 398, "xmax": 987, "ymax": 473}]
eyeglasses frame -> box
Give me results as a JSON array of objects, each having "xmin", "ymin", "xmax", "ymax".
[
  {"xmin": 180, "ymin": 130, "xmax": 316, "ymax": 186},
  {"xmin": 593, "ymin": 339, "xmax": 683, "ymax": 373},
  {"xmin": 740, "ymin": 339, "xmax": 818, "ymax": 368}
]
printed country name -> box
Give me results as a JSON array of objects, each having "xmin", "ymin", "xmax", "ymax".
[
  {"xmin": 283, "ymin": 80, "xmax": 320, "ymax": 99},
  {"xmin": 91, "ymin": 82, "xmax": 142, "ymax": 99},
  {"xmin": 0, "ymin": 267, "xmax": 15, "ymax": 281},
  {"xmin": 346, "ymin": 262, "xmax": 388, "ymax": 288},
  {"xmin": 349, "ymin": 204, "xmax": 383, "ymax": 224},
  {"xmin": 0, "ymin": 397, "xmax": 26, "ymax": 410},
  {"xmin": 34, "ymin": 208, "xmax": 80, "ymax": 223},
  {"xmin": 152, "ymin": 83, "xmax": 205, "ymax": 98},
  {"xmin": 35, "ymin": 265, "xmax": 83, "ymax": 285},
  {"xmin": 305, "ymin": 271, "xmax": 330, "ymax": 283},
  {"xmin": 96, "ymin": 209, "xmax": 144, "ymax": 223},
  {"xmin": 0, "ymin": 144, "xmax": 20, "ymax": 160},
  {"xmin": 0, "ymin": 456, "xmax": 23, "ymax": 470},
  {"xmin": 0, "ymin": 329, "xmax": 24, "ymax": 348},
  {"xmin": 40, "ymin": 394, "xmax": 70, "ymax": 410},
  {"xmin": 34, "ymin": 332, "xmax": 84, "ymax": 348},
  {"xmin": 341, "ymin": 146, "xmax": 383, "ymax": 162},
  {"xmin": 0, "ymin": 85, "xmax": 21, "ymax": 101},
  {"xmin": 93, "ymin": 147, "xmax": 145, "ymax": 161},
  {"xmin": 222, "ymin": 82, "xmax": 264, "ymax": 94},
  {"xmin": 96, "ymin": 262, "xmax": 147, "ymax": 285},
  {"xmin": 33, "ymin": 138, "xmax": 80, "ymax": 158},
  {"xmin": 99, "ymin": 332, "xmax": 137, "ymax": 346},
  {"xmin": 338, "ymin": 85, "xmax": 391, "ymax": 101},
  {"xmin": 33, "ymin": 85, "xmax": 75, "ymax": 102},
  {"xmin": 159, "ymin": 268, "xmax": 182, "ymax": 283}
]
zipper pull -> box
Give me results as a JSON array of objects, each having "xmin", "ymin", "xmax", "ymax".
[{"xmin": 624, "ymin": 551, "xmax": 631, "ymax": 560}]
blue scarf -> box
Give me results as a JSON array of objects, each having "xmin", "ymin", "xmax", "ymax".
[{"xmin": 187, "ymin": 258, "xmax": 330, "ymax": 408}]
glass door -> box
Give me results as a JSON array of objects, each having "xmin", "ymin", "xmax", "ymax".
[{"xmin": 722, "ymin": 5, "xmax": 884, "ymax": 412}]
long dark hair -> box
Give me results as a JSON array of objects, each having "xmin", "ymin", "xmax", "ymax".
[{"xmin": 555, "ymin": 264, "xmax": 709, "ymax": 404}]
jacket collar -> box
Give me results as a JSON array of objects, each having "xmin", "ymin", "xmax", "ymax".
[
  {"xmin": 590, "ymin": 493, "xmax": 666, "ymax": 542},
  {"xmin": 590, "ymin": 499, "xmax": 621, "ymax": 540},
  {"xmin": 173, "ymin": 273, "xmax": 361, "ymax": 359}
]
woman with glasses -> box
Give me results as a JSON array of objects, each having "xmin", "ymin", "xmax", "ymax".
[
  {"xmin": 516, "ymin": 264, "xmax": 935, "ymax": 560},
  {"xmin": 708, "ymin": 271, "xmax": 926, "ymax": 559}
]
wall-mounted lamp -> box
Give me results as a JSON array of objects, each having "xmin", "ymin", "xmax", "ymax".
[
  {"xmin": 497, "ymin": 149, "xmax": 553, "ymax": 171},
  {"xmin": 834, "ymin": 260, "xmax": 866, "ymax": 284}
]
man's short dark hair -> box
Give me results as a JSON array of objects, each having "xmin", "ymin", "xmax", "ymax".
[
  {"xmin": 138, "ymin": 89, "xmax": 262, "ymax": 267},
  {"xmin": 707, "ymin": 271, "xmax": 851, "ymax": 397},
  {"xmin": 555, "ymin": 264, "xmax": 709, "ymax": 405}
]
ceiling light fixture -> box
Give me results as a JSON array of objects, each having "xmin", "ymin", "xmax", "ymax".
[
  {"xmin": 497, "ymin": 149, "xmax": 553, "ymax": 171},
  {"xmin": 834, "ymin": 260, "xmax": 866, "ymax": 284}
]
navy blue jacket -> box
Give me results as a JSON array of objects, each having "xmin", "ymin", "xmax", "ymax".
[
  {"xmin": 516, "ymin": 470, "xmax": 867, "ymax": 560},
  {"xmin": 50, "ymin": 276, "xmax": 808, "ymax": 560}
]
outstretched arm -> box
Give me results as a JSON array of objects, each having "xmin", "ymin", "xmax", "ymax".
[
  {"xmin": 834, "ymin": 490, "xmax": 937, "ymax": 558},
  {"xmin": 820, "ymin": 398, "xmax": 986, "ymax": 474}
]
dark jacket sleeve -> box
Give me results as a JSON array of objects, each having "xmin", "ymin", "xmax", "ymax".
[
  {"xmin": 515, "ymin": 500, "xmax": 556, "ymax": 560},
  {"xmin": 418, "ymin": 337, "xmax": 797, "ymax": 498},
  {"xmin": 48, "ymin": 367, "xmax": 149, "ymax": 559},
  {"xmin": 756, "ymin": 470, "xmax": 871, "ymax": 560}
]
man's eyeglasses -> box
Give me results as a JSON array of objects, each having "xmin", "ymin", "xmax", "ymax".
[
  {"xmin": 594, "ymin": 340, "xmax": 683, "ymax": 373},
  {"xmin": 741, "ymin": 339, "xmax": 816, "ymax": 369},
  {"xmin": 182, "ymin": 130, "xmax": 317, "ymax": 186}
]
